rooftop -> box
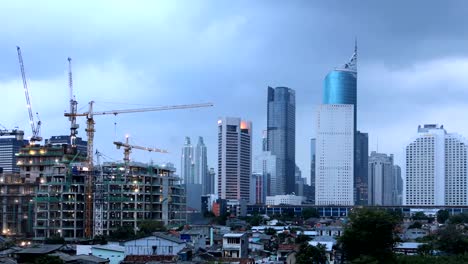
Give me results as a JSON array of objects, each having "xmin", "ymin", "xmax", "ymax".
[
  {"xmin": 223, "ymin": 233, "xmax": 245, "ymax": 238},
  {"xmin": 17, "ymin": 244, "xmax": 63, "ymax": 254}
]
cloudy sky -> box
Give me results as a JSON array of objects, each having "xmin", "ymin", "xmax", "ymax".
[{"xmin": 1, "ymin": 1, "xmax": 467, "ymax": 183}]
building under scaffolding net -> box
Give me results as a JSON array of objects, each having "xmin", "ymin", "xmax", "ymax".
[{"xmin": 12, "ymin": 143, "xmax": 185, "ymax": 241}]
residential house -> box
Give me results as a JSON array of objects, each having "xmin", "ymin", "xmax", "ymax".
[
  {"xmin": 222, "ymin": 233, "xmax": 248, "ymax": 258},
  {"xmin": 124, "ymin": 233, "xmax": 186, "ymax": 256}
]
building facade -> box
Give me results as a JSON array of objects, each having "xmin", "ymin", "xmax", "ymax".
[
  {"xmin": 355, "ymin": 131, "xmax": 369, "ymax": 205},
  {"xmin": 181, "ymin": 137, "xmax": 195, "ymax": 184},
  {"xmin": 195, "ymin": 137, "xmax": 208, "ymax": 191},
  {"xmin": 368, "ymin": 151, "xmax": 397, "ymax": 206},
  {"xmin": 204, "ymin": 168, "xmax": 215, "ymax": 195},
  {"xmin": 267, "ymin": 86, "xmax": 296, "ymax": 195},
  {"xmin": 45, "ymin": 135, "xmax": 87, "ymax": 155},
  {"xmin": 253, "ymin": 151, "xmax": 276, "ymax": 197},
  {"xmin": 406, "ymin": 124, "xmax": 468, "ymax": 206},
  {"xmin": 0, "ymin": 131, "xmax": 28, "ymax": 173},
  {"xmin": 394, "ymin": 165, "xmax": 403, "ymax": 205},
  {"xmin": 217, "ymin": 117, "xmax": 252, "ymax": 201},
  {"xmin": 315, "ymin": 104, "xmax": 354, "ymax": 205},
  {"xmin": 266, "ymin": 195, "xmax": 305, "ymax": 206}
]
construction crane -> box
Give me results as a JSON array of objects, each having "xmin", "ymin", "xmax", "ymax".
[
  {"xmin": 16, "ymin": 46, "xmax": 42, "ymax": 143},
  {"xmin": 64, "ymin": 101, "xmax": 213, "ymax": 238},
  {"xmin": 68, "ymin": 57, "xmax": 79, "ymax": 149},
  {"xmin": 93, "ymin": 150, "xmax": 104, "ymax": 237},
  {"xmin": 114, "ymin": 135, "xmax": 168, "ymax": 165}
]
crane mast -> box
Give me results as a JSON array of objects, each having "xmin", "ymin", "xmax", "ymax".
[
  {"xmin": 16, "ymin": 46, "xmax": 42, "ymax": 143},
  {"xmin": 65, "ymin": 101, "xmax": 213, "ymax": 238},
  {"xmin": 68, "ymin": 57, "xmax": 79, "ymax": 149},
  {"xmin": 93, "ymin": 150, "xmax": 104, "ymax": 237}
]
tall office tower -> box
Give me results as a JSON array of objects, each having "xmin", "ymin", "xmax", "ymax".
[
  {"xmin": 195, "ymin": 136, "xmax": 208, "ymax": 192},
  {"xmin": 310, "ymin": 138, "xmax": 316, "ymax": 204},
  {"xmin": 204, "ymin": 168, "xmax": 215, "ymax": 195},
  {"xmin": 254, "ymin": 151, "xmax": 277, "ymax": 197},
  {"xmin": 45, "ymin": 135, "xmax": 87, "ymax": 155},
  {"xmin": 406, "ymin": 124, "xmax": 468, "ymax": 206},
  {"xmin": 0, "ymin": 131, "xmax": 27, "ymax": 173},
  {"xmin": 267, "ymin": 86, "xmax": 296, "ymax": 194},
  {"xmin": 295, "ymin": 165, "xmax": 304, "ymax": 196},
  {"xmin": 368, "ymin": 151, "xmax": 396, "ymax": 205},
  {"xmin": 322, "ymin": 44, "xmax": 366, "ymax": 205},
  {"xmin": 262, "ymin": 130, "xmax": 267, "ymax": 152},
  {"xmin": 181, "ymin": 137, "xmax": 195, "ymax": 184},
  {"xmin": 217, "ymin": 117, "xmax": 252, "ymax": 201},
  {"xmin": 394, "ymin": 165, "xmax": 403, "ymax": 205},
  {"xmin": 250, "ymin": 172, "xmax": 266, "ymax": 204},
  {"xmin": 355, "ymin": 131, "xmax": 369, "ymax": 205},
  {"xmin": 315, "ymin": 104, "xmax": 354, "ymax": 205}
]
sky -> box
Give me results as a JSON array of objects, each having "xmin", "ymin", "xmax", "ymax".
[{"xmin": 1, "ymin": 1, "xmax": 468, "ymax": 184}]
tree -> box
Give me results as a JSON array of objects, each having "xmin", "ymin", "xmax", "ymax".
[
  {"xmin": 110, "ymin": 225, "xmax": 135, "ymax": 240},
  {"xmin": 436, "ymin": 210, "xmax": 450, "ymax": 224},
  {"xmin": 264, "ymin": 227, "xmax": 277, "ymax": 235},
  {"xmin": 436, "ymin": 224, "xmax": 468, "ymax": 255},
  {"xmin": 302, "ymin": 208, "xmax": 320, "ymax": 219},
  {"xmin": 137, "ymin": 220, "xmax": 166, "ymax": 236},
  {"xmin": 296, "ymin": 234, "xmax": 312, "ymax": 244},
  {"xmin": 409, "ymin": 221, "xmax": 423, "ymax": 229},
  {"xmin": 34, "ymin": 255, "xmax": 64, "ymax": 264},
  {"xmin": 44, "ymin": 235, "xmax": 65, "ymax": 245},
  {"xmin": 417, "ymin": 243, "xmax": 434, "ymax": 256},
  {"xmin": 448, "ymin": 213, "xmax": 468, "ymax": 224},
  {"xmin": 339, "ymin": 208, "xmax": 399, "ymax": 263},
  {"xmin": 296, "ymin": 243, "xmax": 327, "ymax": 264},
  {"xmin": 412, "ymin": 212, "xmax": 428, "ymax": 221}
]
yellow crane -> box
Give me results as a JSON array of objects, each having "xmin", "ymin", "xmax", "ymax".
[
  {"xmin": 114, "ymin": 135, "xmax": 168, "ymax": 164},
  {"xmin": 64, "ymin": 101, "xmax": 213, "ymax": 238}
]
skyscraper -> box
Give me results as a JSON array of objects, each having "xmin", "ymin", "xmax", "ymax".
[
  {"xmin": 205, "ymin": 168, "xmax": 216, "ymax": 195},
  {"xmin": 320, "ymin": 43, "xmax": 367, "ymax": 205},
  {"xmin": 267, "ymin": 86, "xmax": 296, "ymax": 195},
  {"xmin": 394, "ymin": 165, "xmax": 403, "ymax": 205},
  {"xmin": 195, "ymin": 136, "xmax": 208, "ymax": 192},
  {"xmin": 315, "ymin": 104, "xmax": 354, "ymax": 205},
  {"xmin": 368, "ymin": 151, "xmax": 396, "ymax": 206},
  {"xmin": 181, "ymin": 137, "xmax": 195, "ymax": 184},
  {"xmin": 355, "ymin": 131, "xmax": 369, "ymax": 205},
  {"xmin": 217, "ymin": 117, "xmax": 252, "ymax": 201},
  {"xmin": 310, "ymin": 138, "xmax": 316, "ymax": 204},
  {"xmin": 406, "ymin": 124, "xmax": 468, "ymax": 206},
  {"xmin": 254, "ymin": 151, "xmax": 276, "ymax": 197},
  {"xmin": 0, "ymin": 130, "xmax": 28, "ymax": 173}
]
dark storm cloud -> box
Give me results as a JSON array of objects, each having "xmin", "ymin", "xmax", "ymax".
[{"xmin": 1, "ymin": 0, "xmax": 468, "ymax": 180}]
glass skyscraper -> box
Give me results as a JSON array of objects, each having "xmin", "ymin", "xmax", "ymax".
[{"xmin": 267, "ymin": 86, "xmax": 296, "ymax": 195}]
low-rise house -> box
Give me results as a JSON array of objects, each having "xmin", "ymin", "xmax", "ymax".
[
  {"xmin": 91, "ymin": 245, "xmax": 125, "ymax": 264},
  {"xmin": 394, "ymin": 242, "xmax": 425, "ymax": 255},
  {"xmin": 124, "ymin": 233, "xmax": 186, "ymax": 256},
  {"xmin": 315, "ymin": 226, "xmax": 343, "ymax": 237},
  {"xmin": 404, "ymin": 228, "xmax": 429, "ymax": 241},
  {"xmin": 15, "ymin": 244, "xmax": 64, "ymax": 263},
  {"xmin": 222, "ymin": 233, "xmax": 248, "ymax": 258},
  {"xmin": 309, "ymin": 236, "xmax": 337, "ymax": 263}
]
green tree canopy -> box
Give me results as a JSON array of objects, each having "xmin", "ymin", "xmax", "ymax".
[
  {"xmin": 44, "ymin": 235, "xmax": 65, "ymax": 245},
  {"xmin": 137, "ymin": 220, "xmax": 166, "ymax": 236},
  {"xmin": 296, "ymin": 243, "xmax": 327, "ymax": 264},
  {"xmin": 302, "ymin": 208, "xmax": 320, "ymax": 219},
  {"xmin": 339, "ymin": 208, "xmax": 400, "ymax": 263},
  {"xmin": 436, "ymin": 210, "xmax": 450, "ymax": 224}
]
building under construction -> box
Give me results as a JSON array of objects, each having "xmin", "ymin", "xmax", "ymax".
[{"xmin": 11, "ymin": 143, "xmax": 185, "ymax": 241}]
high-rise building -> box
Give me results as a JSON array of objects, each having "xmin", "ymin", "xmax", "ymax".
[
  {"xmin": 45, "ymin": 135, "xmax": 87, "ymax": 155},
  {"xmin": 195, "ymin": 136, "xmax": 208, "ymax": 193},
  {"xmin": 294, "ymin": 165, "xmax": 304, "ymax": 196},
  {"xmin": 253, "ymin": 151, "xmax": 277, "ymax": 197},
  {"xmin": 267, "ymin": 86, "xmax": 296, "ymax": 195},
  {"xmin": 217, "ymin": 117, "xmax": 252, "ymax": 201},
  {"xmin": 394, "ymin": 165, "xmax": 403, "ymax": 205},
  {"xmin": 204, "ymin": 168, "xmax": 216, "ymax": 195},
  {"xmin": 368, "ymin": 151, "xmax": 396, "ymax": 205},
  {"xmin": 0, "ymin": 129, "xmax": 27, "ymax": 173},
  {"xmin": 249, "ymin": 172, "xmax": 266, "ymax": 204},
  {"xmin": 320, "ymin": 43, "xmax": 366, "ymax": 205},
  {"xmin": 315, "ymin": 104, "xmax": 354, "ymax": 205},
  {"xmin": 355, "ymin": 131, "xmax": 369, "ymax": 205},
  {"xmin": 181, "ymin": 137, "xmax": 195, "ymax": 184},
  {"xmin": 406, "ymin": 124, "xmax": 468, "ymax": 206},
  {"xmin": 310, "ymin": 138, "xmax": 316, "ymax": 204}
]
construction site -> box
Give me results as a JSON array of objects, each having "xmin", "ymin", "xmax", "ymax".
[{"xmin": 0, "ymin": 47, "xmax": 212, "ymax": 241}]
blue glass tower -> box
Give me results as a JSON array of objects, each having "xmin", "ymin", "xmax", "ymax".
[{"xmin": 321, "ymin": 43, "xmax": 368, "ymax": 205}]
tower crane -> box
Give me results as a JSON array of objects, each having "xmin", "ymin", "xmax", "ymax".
[
  {"xmin": 68, "ymin": 57, "xmax": 79, "ymax": 149},
  {"xmin": 16, "ymin": 47, "xmax": 42, "ymax": 143},
  {"xmin": 113, "ymin": 135, "xmax": 168, "ymax": 165},
  {"xmin": 64, "ymin": 101, "xmax": 213, "ymax": 238}
]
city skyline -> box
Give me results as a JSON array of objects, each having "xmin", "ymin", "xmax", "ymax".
[{"xmin": 1, "ymin": 1, "xmax": 468, "ymax": 181}]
